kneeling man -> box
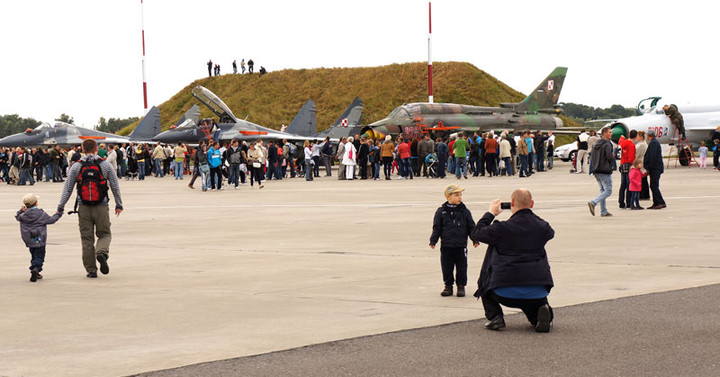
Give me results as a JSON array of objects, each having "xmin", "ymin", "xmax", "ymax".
[{"xmin": 472, "ymin": 189, "xmax": 555, "ymax": 332}]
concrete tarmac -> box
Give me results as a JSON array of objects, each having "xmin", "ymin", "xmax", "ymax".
[
  {"xmin": 0, "ymin": 162, "xmax": 718, "ymax": 377},
  {"xmin": 133, "ymin": 284, "xmax": 720, "ymax": 377}
]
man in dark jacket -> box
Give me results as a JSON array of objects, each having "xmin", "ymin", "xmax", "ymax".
[
  {"xmin": 643, "ymin": 130, "xmax": 666, "ymax": 209},
  {"xmin": 588, "ymin": 127, "xmax": 615, "ymax": 217},
  {"xmin": 435, "ymin": 138, "xmax": 448, "ymax": 178},
  {"xmin": 471, "ymin": 189, "xmax": 554, "ymax": 332}
]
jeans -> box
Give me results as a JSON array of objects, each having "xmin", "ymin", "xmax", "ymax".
[
  {"xmin": 53, "ymin": 164, "xmax": 63, "ymax": 181},
  {"xmin": 275, "ymin": 161, "xmax": 283, "ymax": 180},
  {"xmin": 19, "ymin": 167, "xmax": 34, "ymax": 185},
  {"xmin": 210, "ymin": 166, "xmax": 222, "ymax": 189},
  {"xmin": 455, "ymin": 157, "xmax": 467, "ymax": 178},
  {"xmin": 29, "ymin": 246, "xmax": 46, "ymax": 272},
  {"xmin": 373, "ymin": 162, "xmax": 380, "ymax": 179},
  {"xmin": 200, "ymin": 168, "xmax": 209, "ymax": 190},
  {"xmin": 591, "ymin": 173, "xmax": 613, "ymax": 215},
  {"xmin": 619, "ymin": 172, "xmax": 630, "ymax": 207},
  {"xmin": 481, "ymin": 290, "xmax": 553, "ymax": 326},
  {"xmin": 547, "ymin": 154, "xmax": 554, "ymax": 169},
  {"xmin": 137, "ymin": 161, "xmax": 146, "ymax": 180},
  {"xmin": 629, "ymin": 191, "xmax": 640, "ymax": 208},
  {"xmin": 649, "ymin": 170, "xmax": 665, "ymax": 206},
  {"xmin": 174, "ymin": 160, "xmax": 183, "ymax": 179},
  {"xmin": 519, "ymin": 155, "xmax": 529, "ymax": 177},
  {"xmin": 44, "ymin": 164, "xmax": 53, "ymax": 181},
  {"xmin": 154, "ymin": 159, "xmax": 164, "ymax": 177},
  {"xmin": 228, "ymin": 163, "xmax": 240, "ymax": 186},
  {"xmin": 305, "ymin": 159, "xmax": 313, "ymax": 181},
  {"xmin": 503, "ymin": 157, "xmax": 513, "ymax": 175},
  {"xmin": 323, "ymin": 155, "xmax": 333, "ymax": 176},
  {"xmin": 536, "ymin": 153, "xmax": 545, "ymax": 172},
  {"xmin": 312, "ymin": 156, "xmax": 321, "ymax": 176},
  {"xmin": 0, "ymin": 164, "xmax": 8, "ymax": 182},
  {"xmin": 401, "ymin": 158, "xmax": 411, "ymax": 178},
  {"xmin": 266, "ymin": 161, "xmax": 276, "ymax": 180}
]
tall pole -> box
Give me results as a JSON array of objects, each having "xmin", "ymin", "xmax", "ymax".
[
  {"xmin": 428, "ymin": 2, "xmax": 433, "ymax": 103},
  {"xmin": 140, "ymin": 0, "xmax": 148, "ymax": 112}
]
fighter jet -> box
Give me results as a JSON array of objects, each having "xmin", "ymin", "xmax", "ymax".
[
  {"xmin": 0, "ymin": 106, "xmax": 162, "ymax": 148},
  {"xmin": 361, "ymin": 67, "xmax": 569, "ymax": 140},
  {"xmin": 604, "ymin": 96, "xmax": 720, "ymax": 147},
  {"xmin": 314, "ymin": 97, "xmax": 364, "ymax": 140},
  {"xmin": 152, "ymin": 86, "xmax": 318, "ymax": 144}
]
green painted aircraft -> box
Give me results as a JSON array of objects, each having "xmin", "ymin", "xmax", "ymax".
[{"xmin": 362, "ymin": 67, "xmax": 569, "ymax": 140}]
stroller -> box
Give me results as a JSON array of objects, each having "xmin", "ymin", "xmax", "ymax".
[
  {"xmin": 126, "ymin": 157, "xmax": 138, "ymax": 180},
  {"xmin": 425, "ymin": 153, "xmax": 438, "ymax": 178}
]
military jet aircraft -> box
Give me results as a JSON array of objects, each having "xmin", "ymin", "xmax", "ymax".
[
  {"xmin": 313, "ymin": 97, "xmax": 363, "ymax": 140},
  {"xmin": 361, "ymin": 67, "xmax": 570, "ymax": 140},
  {"xmin": 153, "ymin": 86, "xmax": 321, "ymax": 144},
  {"xmin": 0, "ymin": 106, "xmax": 162, "ymax": 148},
  {"xmin": 153, "ymin": 86, "xmax": 362, "ymax": 144},
  {"xmin": 603, "ymin": 96, "xmax": 720, "ymax": 147}
]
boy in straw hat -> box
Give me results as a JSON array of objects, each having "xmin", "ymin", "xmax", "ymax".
[
  {"xmin": 429, "ymin": 184, "xmax": 478, "ymax": 297},
  {"xmin": 15, "ymin": 193, "xmax": 62, "ymax": 282}
]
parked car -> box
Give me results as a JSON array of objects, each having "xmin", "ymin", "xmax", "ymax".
[{"xmin": 553, "ymin": 141, "xmax": 621, "ymax": 162}]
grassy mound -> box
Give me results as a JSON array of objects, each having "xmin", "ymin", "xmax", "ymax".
[{"xmin": 119, "ymin": 62, "xmax": 579, "ymax": 136}]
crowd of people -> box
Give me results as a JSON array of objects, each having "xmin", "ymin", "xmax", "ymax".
[{"xmin": 207, "ymin": 59, "xmax": 266, "ymax": 77}]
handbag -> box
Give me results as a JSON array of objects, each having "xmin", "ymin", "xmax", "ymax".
[
  {"xmin": 619, "ymin": 162, "xmax": 631, "ymax": 174},
  {"xmin": 252, "ymin": 162, "xmax": 261, "ymax": 169}
]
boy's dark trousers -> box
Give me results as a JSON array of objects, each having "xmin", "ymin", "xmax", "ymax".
[
  {"xmin": 440, "ymin": 247, "xmax": 467, "ymax": 286},
  {"xmin": 29, "ymin": 246, "xmax": 46, "ymax": 272},
  {"xmin": 481, "ymin": 290, "xmax": 553, "ymax": 326}
]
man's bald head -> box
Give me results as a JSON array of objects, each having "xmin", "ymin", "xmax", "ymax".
[{"xmin": 511, "ymin": 189, "xmax": 533, "ymax": 212}]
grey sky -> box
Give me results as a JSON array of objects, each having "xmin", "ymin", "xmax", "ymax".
[{"xmin": 1, "ymin": 0, "xmax": 716, "ymax": 128}]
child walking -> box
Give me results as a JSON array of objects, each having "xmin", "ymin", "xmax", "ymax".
[
  {"xmin": 15, "ymin": 193, "xmax": 62, "ymax": 282},
  {"xmin": 629, "ymin": 160, "xmax": 648, "ymax": 210},
  {"xmin": 429, "ymin": 185, "xmax": 478, "ymax": 297},
  {"xmin": 698, "ymin": 141, "xmax": 708, "ymax": 169}
]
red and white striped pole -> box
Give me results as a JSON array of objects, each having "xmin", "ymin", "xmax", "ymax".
[
  {"xmin": 428, "ymin": 1, "xmax": 433, "ymax": 103},
  {"xmin": 140, "ymin": 0, "xmax": 148, "ymax": 112}
]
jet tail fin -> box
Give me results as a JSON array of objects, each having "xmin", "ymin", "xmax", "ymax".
[
  {"xmin": 175, "ymin": 104, "xmax": 201, "ymax": 127},
  {"xmin": 330, "ymin": 97, "xmax": 363, "ymax": 129},
  {"xmin": 507, "ymin": 67, "xmax": 567, "ymax": 112},
  {"xmin": 129, "ymin": 106, "xmax": 162, "ymax": 141},
  {"xmin": 285, "ymin": 99, "xmax": 316, "ymax": 137}
]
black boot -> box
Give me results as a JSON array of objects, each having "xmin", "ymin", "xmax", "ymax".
[
  {"xmin": 456, "ymin": 285, "xmax": 465, "ymax": 297},
  {"xmin": 441, "ymin": 285, "xmax": 453, "ymax": 297}
]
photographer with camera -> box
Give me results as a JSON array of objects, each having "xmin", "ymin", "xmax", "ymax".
[{"xmin": 471, "ymin": 189, "xmax": 555, "ymax": 332}]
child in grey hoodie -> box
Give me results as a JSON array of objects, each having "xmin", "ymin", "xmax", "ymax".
[{"xmin": 15, "ymin": 193, "xmax": 62, "ymax": 282}]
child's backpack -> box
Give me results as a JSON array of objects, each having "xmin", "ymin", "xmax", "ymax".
[{"xmin": 77, "ymin": 160, "xmax": 108, "ymax": 205}]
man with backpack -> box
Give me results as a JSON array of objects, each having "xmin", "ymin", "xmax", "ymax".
[{"xmin": 57, "ymin": 139, "xmax": 123, "ymax": 278}]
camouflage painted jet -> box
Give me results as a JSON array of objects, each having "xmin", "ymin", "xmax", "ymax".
[
  {"xmin": 0, "ymin": 106, "xmax": 162, "ymax": 148},
  {"xmin": 361, "ymin": 67, "xmax": 570, "ymax": 140}
]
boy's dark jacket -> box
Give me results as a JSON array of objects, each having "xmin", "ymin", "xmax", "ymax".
[
  {"xmin": 16, "ymin": 207, "xmax": 62, "ymax": 247},
  {"xmin": 430, "ymin": 202, "xmax": 476, "ymax": 248},
  {"xmin": 471, "ymin": 209, "xmax": 554, "ymax": 298}
]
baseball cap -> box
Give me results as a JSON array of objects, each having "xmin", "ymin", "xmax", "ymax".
[
  {"xmin": 22, "ymin": 193, "xmax": 39, "ymax": 207},
  {"xmin": 444, "ymin": 184, "xmax": 465, "ymax": 197}
]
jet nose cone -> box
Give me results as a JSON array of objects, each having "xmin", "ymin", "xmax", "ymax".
[
  {"xmin": 153, "ymin": 130, "xmax": 176, "ymax": 143},
  {"xmin": 0, "ymin": 134, "xmax": 25, "ymax": 147}
]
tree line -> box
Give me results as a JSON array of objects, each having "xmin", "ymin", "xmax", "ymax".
[
  {"xmin": 0, "ymin": 114, "xmax": 139, "ymax": 137},
  {"xmin": 561, "ymin": 102, "xmax": 637, "ymax": 123}
]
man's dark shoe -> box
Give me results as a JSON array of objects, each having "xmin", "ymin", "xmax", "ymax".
[
  {"xmin": 653, "ymin": 204, "xmax": 666, "ymax": 209},
  {"xmin": 36, "ymin": 273, "xmax": 43, "ymax": 280},
  {"xmin": 587, "ymin": 201, "xmax": 596, "ymax": 216},
  {"xmin": 601, "ymin": 212, "xmax": 613, "ymax": 217},
  {"xmin": 535, "ymin": 304, "xmax": 552, "ymax": 333},
  {"xmin": 457, "ymin": 285, "xmax": 465, "ymax": 297},
  {"xmin": 87, "ymin": 271, "xmax": 98, "ymax": 278},
  {"xmin": 484, "ymin": 316, "xmax": 506, "ymax": 331},
  {"xmin": 97, "ymin": 254, "xmax": 109, "ymax": 275},
  {"xmin": 441, "ymin": 285, "xmax": 453, "ymax": 297},
  {"xmin": 30, "ymin": 268, "xmax": 39, "ymax": 282}
]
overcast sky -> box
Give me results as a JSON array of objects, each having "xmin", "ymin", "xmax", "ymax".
[{"xmin": 1, "ymin": 0, "xmax": 716, "ymax": 128}]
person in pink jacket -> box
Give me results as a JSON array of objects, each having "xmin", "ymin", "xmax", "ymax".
[{"xmin": 629, "ymin": 160, "xmax": 649, "ymax": 210}]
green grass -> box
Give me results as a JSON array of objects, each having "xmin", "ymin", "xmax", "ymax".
[{"xmin": 118, "ymin": 62, "xmax": 579, "ymax": 135}]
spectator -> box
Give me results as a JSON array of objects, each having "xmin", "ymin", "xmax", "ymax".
[
  {"xmin": 303, "ymin": 140, "xmax": 313, "ymax": 181},
  {"xmin": 16, "ymin": 193, "xmax": 62, "ymax": 282},
  {"xmin": 248, "ymin": 59, "xmax": 254, "ymax": 74},
  {"xmin": 576, "ymin": 130, "xmax": 590, "ymax": 174},
  {"xmin": 643, "ymin": 130, "xmax": 666, "ymax": 209},
  {"xmin": 173, "ymin": 143, "xmax": 187, "ymax": 180},
  {"xmin": 471, "ymin": 189, "xmax": 555, "ymax": 333},
  {"xmin": 240, "ymin": 59, "xmax": 246, "ymax": 74},
  {"xmin": 207, "ymin": 142, "xmax": 223, "ymax": 190},
  {"xmin": 343, "ymin": 137, "xmax": 357, "ymax": 180},
  {"xmin": 618, "ymin": 130, "xmax": 637, "ymax": 209},
  {"xmin": 259, "ymin": 66, "xmax": 266, "ymax": 76},
  {"xmin": 207, "ymin": 60, "xmax": 213, "ymax": 77},
  {"xmin": 588, "ymin": 127, "xmax": 615, "ymax": 217},
  {"xmin": 232, "ymin": 60, "xmax": 237, "ymax": 74}
]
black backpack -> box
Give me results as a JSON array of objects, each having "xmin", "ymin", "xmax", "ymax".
[{"xmin": 77, "ymin": 160, "xmax": 108, "ymax": 205}]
